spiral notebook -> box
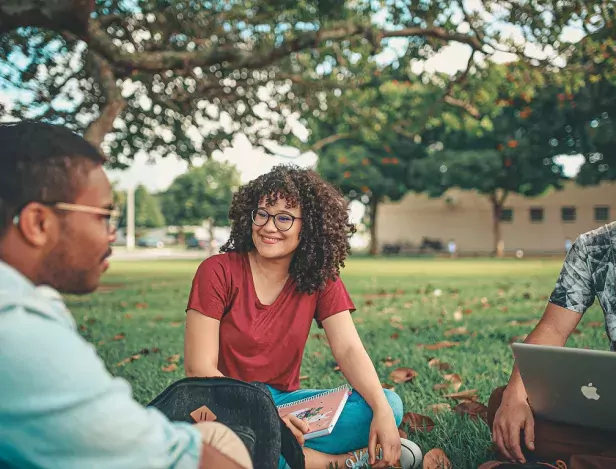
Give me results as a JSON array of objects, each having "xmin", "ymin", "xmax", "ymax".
[{"xmin": 277, "ymin": 385, "xmax": 351, "ymax": 440}]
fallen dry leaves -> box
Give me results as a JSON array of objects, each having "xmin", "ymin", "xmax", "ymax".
[
  {"xmin": 454, "ymin": 401, "xmax": 488, "ymax": 421},
  {"xmin": 382, "ymin": 356, "xmax": 401, "ymax": 367},
  {"xmin": 169, "ymin": 321, "xmax": 183, "ymax": 327},
  {"xmin": 390, "ymin": 332, "xmax": 400, "ymax": 340},
  {"xmin": 423, "ymin": 448, "xmax": 453, "ymax": 469},
  {"xmin": 427, "ymin": 358, "xmax": 451, "ymax": 371},
  {"xmin": 116, "ymin": 354, "xmax": 141, "ymax": 367},
  {"xmin": 402, "ymin": 412, "xmax": 435, "ymax": 433},
  {"xmin": 418, "ymin": 341, "xmax": 460, "ymax": 350},
  {"xmin": 443, "ymin": 389, "xmax": 478, "ymax": 401},
  {"xmin": 113, "ymin": 333, "xmax": 126, "ymax": 341},
  {"xmin": 444, "ymin": 326, "xmax": 468, "ymax": 337},
  {"xmin": 443, "ymin": 373, "xmax": 463, "ymax": 392},
  {"xmin": 162, "ymin": 364, "xmax": 178, "ymax": 372},
  {"xmin": 299, "ymin": 375, "xmax": 309, "ymax": 381},
  {"xmin": 382, "ymin": 383, "xmax": 395, "ymax": 390},
  {"xmin": 587, "ymin": 321, "xmax": 603, "ymax": 328},
  {"xmin": 389, "ymin": 367, "xmax": 418, "ymax": 383},
  {"xmin": 433, "ymin": 383, "xmax": 450, "ymax": 391},
  {"xmin": 398, "ymin": 428, "xmax": 408, "ymax": 439},
  {"xmin": 167, "ymin": 354, "xmax": 181, "ymax": 363},
  {"xmin": 136, "ymin": 302, "xmax": 148, "ymax": 309},
  {"xmin": 426, "ymin": 403, "xmax": 451, "ymax": 413}
]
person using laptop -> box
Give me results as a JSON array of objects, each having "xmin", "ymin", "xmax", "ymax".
[
  {"xmin": 0, "ymin": 121, "xmax": 252, "ymax": 469},
  {"xmin": 489, "ymin": 222, "xmax": 616, "ymax": 464}
]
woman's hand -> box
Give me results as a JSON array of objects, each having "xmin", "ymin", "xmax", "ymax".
[
  {"xmin": 281, "ymin": 414, "xmax": 310, "ymax": 446},
  {"xmin": 368, "ymin": 408, "xmax": 401, "ymax": 468}
]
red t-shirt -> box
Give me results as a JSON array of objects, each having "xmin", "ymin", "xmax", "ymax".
[{"xmin": 186, "ymin": 252, "xmax": 355, "ymax": 391}]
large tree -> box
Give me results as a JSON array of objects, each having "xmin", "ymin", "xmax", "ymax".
[
  {"xmin": 312, "ymin": 76, "xmax": 442, "ymax": 255},
  {"xmin": 161, "ymin": 159, "xmax": 240, "ymax": 252},
  {"xmin": 407, "ymin": 66, "xmax": 571, "ymax": 256},
  {"xmin": 1, "ymin": 0, "xmax": 606, "ymax": 165},
  {"xmin": 410, "ymin": 148, "xmax": 565, "ymax": 256}
]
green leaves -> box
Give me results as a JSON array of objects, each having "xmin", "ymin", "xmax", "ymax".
[{"xmin": 160, "ymin": 159, "xmax": 240, "ymax": 227}]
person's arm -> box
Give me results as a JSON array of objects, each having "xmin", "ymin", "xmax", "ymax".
[
  {"xmin": 494, "ymin": 235, "xmax": 595, "ymax": 463},
  {"xmin": 184, "ymin": 310, "xmax": 225, "ymax": 378},
  {"xmin": 323, "ymin": 312, "xmax": 392, "ymax": 418},
  {"xmin": 503, "ymin": 303, "xmax": 583, "ymax": 402},
  {"xmin": 0, "ymin": 310, "xmax": 206, "ymax": 469},
  {"xmin": 183, "ymin": 256, "xmax": 229, "ymax": 378},
  {"xmin": 322, "ymin": 312, "xmax": 400, "ymax": 469}
]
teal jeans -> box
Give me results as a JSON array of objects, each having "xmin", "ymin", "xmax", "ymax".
[{"xmin": 267, "ymin": 385, "xmax": 404, "ymax": 469}]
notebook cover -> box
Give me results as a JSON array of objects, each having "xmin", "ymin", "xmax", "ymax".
[{"xmin": 277, "ymin": 385, "xmax": 351, "ymax": 440}]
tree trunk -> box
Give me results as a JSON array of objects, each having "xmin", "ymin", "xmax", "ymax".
[
  {"xmin": 0, "ymin": 0, "xmax": 93, "ymax": 39},
  {"xmin": 369, "ymin": 197, "xmax": 379, "ymax": 256},
  {"xmin": 207, "ymin": 218, "xmax": 215, "ymax": 258},
  {"xmin": 83, "ymin": 53, "xmax": 126, "ymax": 151},
  {"xmin": 489, "ymin": 190, "xmax": 509, "ymax": 258},
  {"xmin": 492, "ymin": 202, "xmax": 503, "ymax": 257}
]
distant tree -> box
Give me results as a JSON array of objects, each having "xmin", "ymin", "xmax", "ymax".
[
  {"xmin": 410, "ymin": 146, "xmax": 565, "ymax": 256},
  {"xmin": 115, "ymin": 184, "xmax": 165, "ymax": 229},
  {"xmin": 407, "ymin": 62, "xmax": 572, "ymax": 256},
  {"xmin": 318, "ymin": 138, "xmax": 425, "ymax": 255},
  {"xmin": 134, "ymin": 185, "xmax": 165, "ymax": 228},
  {"xmin": 161, "ymin": 159, "xmax": 240, "ymax": 252}
]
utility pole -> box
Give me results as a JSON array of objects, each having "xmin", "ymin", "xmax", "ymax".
[{"xmin": 127, "ymin": 185, "xmax": 135, "ymax": 250}]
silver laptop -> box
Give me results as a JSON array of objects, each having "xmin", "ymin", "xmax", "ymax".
[{"xmin": 512, "ymin": 342, "xmax": 616, "ymax": 431}]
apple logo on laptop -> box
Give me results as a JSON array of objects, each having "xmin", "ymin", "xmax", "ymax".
[{"xmin": 581, "ymin": 383, "xmax": 600, "ymax": 400}]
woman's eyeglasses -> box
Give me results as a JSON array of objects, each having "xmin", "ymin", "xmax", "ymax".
[{"xmin": 251, "ymin": 209, "xmax": 301, "ymax": 232}]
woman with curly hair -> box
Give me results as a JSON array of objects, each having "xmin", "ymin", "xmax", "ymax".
[{"xmin": 184, "ymin": 165, "xmax": 406, "ymax": 469}]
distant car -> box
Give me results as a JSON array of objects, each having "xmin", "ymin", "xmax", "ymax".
[
  {"xmin": 186, "ymin": 237, "xmax": 207, "ymax": 249},
  {"xmin": 137, "ymin": 236, "xmax": 165, "ymax": 249}
]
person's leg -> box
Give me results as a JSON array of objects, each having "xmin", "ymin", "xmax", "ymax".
[
  {"xmin": 269, "ymin": 385, "xmax": 404, "ymax": 469},
  {"xmin": 488, "ymin": 386, "xmax": 616, "ymax": 462}
]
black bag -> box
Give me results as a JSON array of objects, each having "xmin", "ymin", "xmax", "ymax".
[{"xmin": 147, "ymin": 377, "xmax": 306, "ymax": 469}]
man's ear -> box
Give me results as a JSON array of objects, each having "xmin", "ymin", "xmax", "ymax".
[{"xmin": 14, "ymin": 203, "xmax": 56, "ymax": 248}]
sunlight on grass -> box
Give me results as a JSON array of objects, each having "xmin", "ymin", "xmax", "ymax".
[{"xmin": 72, "ymin": 256, "xmax": 607, "ymax": 469}]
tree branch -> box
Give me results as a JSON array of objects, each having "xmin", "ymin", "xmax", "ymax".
[
  {"xmin": 310, "ymin": 133, "xmax": 353, "ymax": 151},
  {"xmin": 379, "ymin": 26, "xmax": 485, "ymax": 52},
  {"xmin": 87, "ymin": 18, "xmax": 487, "ymax": 74},
  {"xmin": 83, "ymin": 52, "xmax": 126, "ymax": 149},
  {"xmin": 443, "ymin": 94, "xmax": 481, "ymax": 119},
  {"xmin": 0, "ymin": 0, "xmax": 93, "ymax": 39}
]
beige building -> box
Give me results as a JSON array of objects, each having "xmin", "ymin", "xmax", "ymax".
[{"xmin": 376, "ymin": 181, "xmax": 616, "ymax": 255}]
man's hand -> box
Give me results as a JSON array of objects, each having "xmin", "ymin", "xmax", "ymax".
[
  {"xmin": 492, "ymin": 394, "xmax": 535, "ymax": 463},
  {"xmin": 281, "ymin": 414, "xmax": 311, "ymax": 446},
  {"xmin": 368, "ymin": 409, "xmax": 401, "ymax": 468}
]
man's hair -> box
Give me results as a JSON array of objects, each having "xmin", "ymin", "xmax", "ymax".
[{"xmin": 0, "ymin": 121, "xmax": 106, "ymax": 236}]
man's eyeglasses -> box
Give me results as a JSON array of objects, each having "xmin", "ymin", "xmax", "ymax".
[
  {"xmin": 251, "ymin": 209, "xmax": 301, "ymax": 232},
  {"xmin": 13, "ymin": 202, "xmax": 120, "ymax": 233}
]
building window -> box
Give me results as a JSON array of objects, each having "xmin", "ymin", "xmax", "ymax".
[
  {"xmin": 595, "ymin": 206, "xmax": 610, "ymax": 222},
  {"xmin": 562, "ymin": 206, "xmax": 576, "ymax": 223},
  {"xmin": 530, "ymin": 207, "xmax": 544, "ymax": 223},
  {"xmin": 500, "ymin": 208, "xmax": 513, "ymax": 222}
]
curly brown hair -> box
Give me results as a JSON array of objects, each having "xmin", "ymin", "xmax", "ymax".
[{"xmin": 220, "ymin": 164, "xmax": 356, "ymax": 294}]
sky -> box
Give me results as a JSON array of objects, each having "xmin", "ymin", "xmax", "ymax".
[{"xmin": 0, "ymin": 1, "xmax": 589, "ymax": 196}]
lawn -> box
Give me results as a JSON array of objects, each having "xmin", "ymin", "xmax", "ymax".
[{"xmin": 70, "ymin": 256, "xmax": 607, "ymax": 469}]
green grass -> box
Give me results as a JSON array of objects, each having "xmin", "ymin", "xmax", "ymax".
[{"xmin": 69, "ymin": 257, "xmax": 607, "ymax": 469}]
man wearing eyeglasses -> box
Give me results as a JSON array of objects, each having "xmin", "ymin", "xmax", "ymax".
[{"xmin": 0, "ymin": 121, "xmax": 252, "ymax": 469}]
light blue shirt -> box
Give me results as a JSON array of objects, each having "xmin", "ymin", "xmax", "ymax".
[{"xmin": 0, "ymin": 261, "xmax": 202, "ymax": 469}]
